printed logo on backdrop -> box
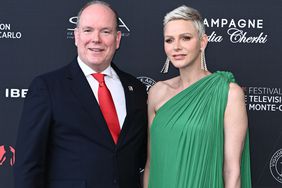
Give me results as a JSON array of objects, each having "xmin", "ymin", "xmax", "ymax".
[
  {"xmin": 3, "ymin": 88, "xmax": 28, "ymax": 98},
  {"xmin": 0, "ymin": 145, "xmax": 15, "ymax": 167},
  {"xmin": 269, "ymin": 148, "xmax": 282, "ymax": 184},
  {"xmin": 242, "ymin": 86, "xmax": 282, "ymax": 112},
  {"xmin": 0, "ymin": 23, "xmax": 22, "ymax": 39},
  {"xmin": 67, "ymin": 16, "xmax": 130, "ymax": 39},
  {"xmin": 204, "ymin": 18, "xmax": 267, "ymax": 44},
  {"xmin": 137, "ymin": 76, "xmax": 156, "ymax": 92}
]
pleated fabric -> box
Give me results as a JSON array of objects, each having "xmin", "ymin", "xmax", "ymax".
[{"xmin": 148, "ymin": 71, "xmax": 252, "ymax": 188}]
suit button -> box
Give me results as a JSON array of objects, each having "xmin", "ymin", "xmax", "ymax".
[{"xmin": 113, "ymin": 179, "xmax": 118, "ymax": 184}]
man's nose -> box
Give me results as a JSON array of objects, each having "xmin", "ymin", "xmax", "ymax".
[{"xmin": 92, "ymin": 31, "xmax": 101, "ymax": 43}]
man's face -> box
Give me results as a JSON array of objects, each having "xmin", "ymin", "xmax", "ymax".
[{"xmin": 74, "ymin": 4, "xmax": 121, "ymax": 72}]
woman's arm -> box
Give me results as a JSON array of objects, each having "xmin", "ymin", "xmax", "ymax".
[
  {"xmin": 224, "ymin": 83, "xmax": 248, "ymax": 188},
  {"xmin": 143, "ymin": 82, "xmax": 165, "ymax": 188}
]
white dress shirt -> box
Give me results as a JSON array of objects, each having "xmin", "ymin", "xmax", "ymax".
[{"xmin": 77, "ymin": 57, "xmax": 127, "ymax": 128}]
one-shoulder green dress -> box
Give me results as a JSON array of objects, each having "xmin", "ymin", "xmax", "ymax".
[{"xmin": 148, "ymin": 71, "xmax": 252, "ymax": 188}]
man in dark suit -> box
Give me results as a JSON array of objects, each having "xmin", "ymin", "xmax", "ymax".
[{"xmin": 14, "ymin": 1, "xmax": 147, "ymax": 188}]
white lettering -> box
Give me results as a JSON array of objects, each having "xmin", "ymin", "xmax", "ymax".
[
  {"xmin": 249, "ymin": 104, "xmax": 276, "ymax": 111},
  {"xmin": 5, "ymin": 89, "xmax": 28, "ymax": 98},
  {"xmin": 0, "ymin": 31, "xmax": 22, "ymax": 39},
  {"xmin": 248, "ymin": 87, "xmax": 282, "ymax": 95},
  {"xmin": 249, "ymin": 95, "xmax": 282, "ymax": 103},
  {"xmin": 204, "ymin": 18, "xmax": 264, "ymax": 29},
  {"xmin": 67, "ymin": 16, "xmax": 77, "ymax": 31},
  {"xmin": 0, "ymin": 23, "xmax": 11, "ymax": 30},
  {"xmin": 118, "ymin": 18, "xmax": 130, "ymax": 32},
  {"xmin": 257, "ymin": 19, "xmax": 263, "ymax": 29},
  {"xmin": 221, "ymin": 19, "xmax": 228, "ymax": 27},
  {"xmin": 227, "ymin": 28, "xmax": 267, "ymax": 43},
  {"xmin": 208, "ymin": 31, "xmax": 223, "ymax": 42},
  {"xmin": 67, "ymin": 17, "xmax": 130, "ymax": 32}
]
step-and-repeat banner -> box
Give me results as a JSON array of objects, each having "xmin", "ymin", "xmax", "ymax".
[{"xmin": 1, "ymin": 0, "xmax": 281, "ymax": 187}]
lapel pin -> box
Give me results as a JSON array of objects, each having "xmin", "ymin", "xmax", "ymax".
[{"xmin": 128, "ymin": 86, "xmax": 134, "ymax": 91}]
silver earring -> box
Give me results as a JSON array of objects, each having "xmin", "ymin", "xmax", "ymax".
[
  {"xmin": 160, "ymin": 57, "xmax": 170, "ymax": 74},
  {"xmin": 201, "ymin": 51, "xmax": 208, "ymax": 71}
]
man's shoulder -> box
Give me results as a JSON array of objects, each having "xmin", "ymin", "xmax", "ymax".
[
  {"xmin": 29, "ymin": 61, "xmax": 76, "ymax": 89},
  {"xmin": 38, "ymin": 61, "xmax": 76, "ymax": 80}
]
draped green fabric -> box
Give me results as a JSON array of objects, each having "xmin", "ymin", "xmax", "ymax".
[{"xmin": 148, "ymin": 71, "xmax": 252, "ymax": 188}]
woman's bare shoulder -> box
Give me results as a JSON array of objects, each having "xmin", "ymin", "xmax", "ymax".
[
  {"xmin": 148, "ymin": 77, "xmax": 179, "ymax": 98},
  {"xmin": 148, "ymin": 77, "xmax": 179, "ymax": 112},
  {"xmin": 228, "ymin": 82, "xmax": 245, "ymax": 101}
]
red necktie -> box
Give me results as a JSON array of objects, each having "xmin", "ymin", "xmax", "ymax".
[{"xmin": 92, "ymin": 73, "xmax": 120, "ymax": 144}]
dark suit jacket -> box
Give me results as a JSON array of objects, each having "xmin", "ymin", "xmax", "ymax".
[{"xmin": 14, "ymin": 59, "xmax": 148, "ymax": 188}]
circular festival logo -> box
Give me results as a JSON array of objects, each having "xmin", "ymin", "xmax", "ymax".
[
  {"xmin": 137, "ymin": 76, "xmax": 156, "ymax": 92},
  {"xmin": 269, "ymin": 148, "xmax": 282, "ymax": 184}
]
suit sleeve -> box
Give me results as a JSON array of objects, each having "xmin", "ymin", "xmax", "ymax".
[
  {"xmin": 14, "ymin": 76, "xmax": 52, "ymax": 188},
  {"xmin": 138, "ymin": 82, "xmax": 148, "ymax": 171}
]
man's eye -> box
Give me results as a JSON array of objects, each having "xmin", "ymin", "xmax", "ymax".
[
  {"xmin": 102, "ymin": 30, "xmax": 111, "ymax": 34},
  {"xmin": 165, "ymin": 38, "xmax": 173, "ymax": 43},
  {"xmin": 83, "ymin": 29, "xmax": 91, "ymax": 33}
]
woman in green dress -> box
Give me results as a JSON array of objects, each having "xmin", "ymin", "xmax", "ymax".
[{"xmin": 143, "ymin": 5, "xmax": 252, "ymax": 188}]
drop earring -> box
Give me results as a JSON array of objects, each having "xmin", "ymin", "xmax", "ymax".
[
  {"xmin": 160, "ymin": 57, "xmax": 170, "ymax": 73},
  {"xmin": 201, "ymin": 50, "xmax": 208, "ymax": 71}
]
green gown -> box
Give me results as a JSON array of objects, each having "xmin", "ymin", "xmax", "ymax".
[{"xmin": 148, "ymin": 71, "xmax": 252, "ymax": 188}]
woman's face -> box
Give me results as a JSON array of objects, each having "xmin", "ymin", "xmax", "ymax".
[{"xmin": 164, "ymin": 19, "xmax": 206, "ymax": 70}]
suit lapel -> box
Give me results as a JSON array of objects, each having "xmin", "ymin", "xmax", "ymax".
[
  {"xmin": 112, "ymin": 64, "xmax": 136, "ymax": 146},
  {"xmin": 65, "ymin": 60, "xmax": 115, "ymax": 149}
]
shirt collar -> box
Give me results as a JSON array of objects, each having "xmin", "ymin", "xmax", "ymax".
[{"xmin": 77, "ymin": 56, "xmax": 118, "ymax": 79}]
